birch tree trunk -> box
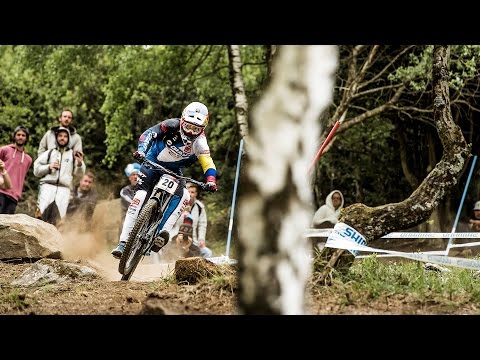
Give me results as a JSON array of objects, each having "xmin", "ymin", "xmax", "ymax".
[
  {"xmin": 316, "ymin": 45, "xmax": 472, "ymax": 283},
  {"xmin": 227, "ymin": 45, "xmax": 249, "ymax": 140},
  {"xmin": 237, "ymin": 45, "xmax": 338, "ymax": 314}
]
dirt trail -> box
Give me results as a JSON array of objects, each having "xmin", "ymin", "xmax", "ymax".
[
  {"xmin": 84, "ymin": 251, "xmax": 176, "ymax": 282},
  {"xmin": 58, "ymin": 227, "xmax": 176, "ymax": 282}
]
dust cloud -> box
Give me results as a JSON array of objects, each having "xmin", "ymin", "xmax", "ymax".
[{"xmin": 57, "ymin": 213, "xmax": 177, "ymax": 282}]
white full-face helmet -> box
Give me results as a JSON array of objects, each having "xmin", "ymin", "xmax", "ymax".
[{"xmin": 179, "ymin": 102, "xmax": 209, "ymax": 145}]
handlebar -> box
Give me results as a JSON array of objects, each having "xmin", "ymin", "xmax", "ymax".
[{"xmin": 142, "ymin": 158, "xmax": 210, "ymax": 191}]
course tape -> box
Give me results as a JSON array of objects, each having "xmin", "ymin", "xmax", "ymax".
[
  {"xmin": 324, "ymin": 223, "xmax": 480, "ymax": 271},
  {"xmin": 305, "ymin": 228, "xmax": 480, "ymax": 239}
]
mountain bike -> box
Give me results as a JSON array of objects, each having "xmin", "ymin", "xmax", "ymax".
[{"xmin": 118, "ymin": 158, "xmax": 210, "ymax": 281}]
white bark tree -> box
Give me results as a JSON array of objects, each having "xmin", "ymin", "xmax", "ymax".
[
  {"xmin": 237, "ymin": 45, "xmax": 338, "ymax": 314},
  {"xmin": 227, "ymin": 45, "xmax": 249, "ymax": 141}
]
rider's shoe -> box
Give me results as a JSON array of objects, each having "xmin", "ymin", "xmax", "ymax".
[
  {"xmin": 111, "ymin": 241, "xmax": 126, "ymax": 259},
  {"xmin": 151, "ymin": 230, "xmax": 169, "ymax": 253}
]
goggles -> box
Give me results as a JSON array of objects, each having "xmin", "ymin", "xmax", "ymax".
[{"xmin": 182, "ymin": 121, "xmax": 204, "ymax": 136}]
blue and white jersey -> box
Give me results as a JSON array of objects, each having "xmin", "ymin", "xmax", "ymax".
[{"xmin": 137, "ymin": 118, "xmax": 216, "ymax": 179}]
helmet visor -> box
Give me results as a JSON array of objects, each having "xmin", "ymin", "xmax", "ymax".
[{"xmin": 182, "ymin": 121, "xmax": 204, "ymax": 136}]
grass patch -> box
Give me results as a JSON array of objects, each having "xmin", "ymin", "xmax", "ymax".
[
  {"xmin": 0, "ymin": 290, "xmax": 30, "ymax": 310},
  {"xmin": 310, "ymin": 255, "xmax": 480, "ymax": 313}
]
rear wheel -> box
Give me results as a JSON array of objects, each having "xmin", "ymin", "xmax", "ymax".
[{"xmin": 118, "ymin": 199, "xmax": 159, "ymax": 280}]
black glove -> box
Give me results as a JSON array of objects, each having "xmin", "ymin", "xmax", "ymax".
[{"xmin": 133, "ymin": 150, "xmax": 146, "ymax": 161}]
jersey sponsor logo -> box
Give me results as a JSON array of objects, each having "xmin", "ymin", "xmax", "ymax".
[{"xmin": 165, "ymin": 144, "xmax": 192, "ymax": 158}]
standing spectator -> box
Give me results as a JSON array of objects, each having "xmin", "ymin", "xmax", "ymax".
[
  {"xmin": 66, "ymin": 171, "xmax": 98, "ymax": 223},
  {"xmin": 0, "ymin": 159, "xmax": 12, "ymax": 190},
  {"xmin": 0, "ymin": 126, "xmax": 33, "ymax": 214},
  {"xmin": 38, "ymin": 108, "xmax": 83, "ymax": 156},
  {"xmin": 169, "ymin": 182, "xmax": 213, "ymax": 258},
  {"xmin": 119, "ymin": 163, "xmax": 141, "ymax": 221},
  {"xmin": 469, "ymin": 201, "xmax": 480, "ymax": 232},
  {"xmin": 33, "ymin": 127, "xmax": 85, "ymax": 225}
]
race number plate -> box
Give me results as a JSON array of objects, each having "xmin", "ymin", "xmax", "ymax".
[{"xmin": 156, "ymin": 174, "xmax": 179, "ymax": 195}]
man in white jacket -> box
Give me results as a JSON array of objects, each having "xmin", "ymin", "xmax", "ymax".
[{"xmin": 34, "ymin": 127, "xmax": 86, "ymax": 225}]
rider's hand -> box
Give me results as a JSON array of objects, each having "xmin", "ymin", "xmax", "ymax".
[
  {"xmin": 133, "ymin": 150, "xmax": 146, "ymax": 161},
  {"xmin": 205, "ymin": 176, "xmax": 217, "ymax": 192}
]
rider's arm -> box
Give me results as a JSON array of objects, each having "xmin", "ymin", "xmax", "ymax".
[
  {"xmin": 195, "ymin": 138, "xmax": 217, "ymax": 181},
  {"xmin": 137, "ymin": 124, "xmax": 161, "ymax": 153},
  {"xmin": 137, "ymin": 119, "xmax": 177, "ymax": 153},
  {"xmin": 198, "ymin": 154, "xmax": 217, "ymax": 183}
]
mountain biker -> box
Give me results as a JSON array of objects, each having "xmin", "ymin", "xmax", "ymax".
[{"xmin": 111, "ymin": 101, "xmax": 218, "ymax": 259}]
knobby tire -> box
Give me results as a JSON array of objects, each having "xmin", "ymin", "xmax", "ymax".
[{"xmin": 118, "ymin": 199, "xmax": 159, "ymax": 280}]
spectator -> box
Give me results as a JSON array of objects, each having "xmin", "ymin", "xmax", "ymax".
[
  {"xmin": 170, "ymin": 212, "xmax": 198, "ymax": 258},
  {"xmin": 469, "ymin": 201, "xmax": 480, "ymax": 232},
  {"xmin": 119, "ymin": 163, "xmax": 141, "ymax": 221},
  {"xmin": 312, "ymin": 190, "xmax": 344, "ymax": 228},
  {"xmin": 0, "ymin": 126, "xmax": 33, "ymax": 214},
  {"xmin": 33, "ymin": 127, "xmax": 86, "ymax": 225},
  {"xmin": 311, "ymin": 190, "xmax": 344, "ymax": 251},
  {"xmin": 0, "ymin": 159, "xmax": 12, "ymax": 190},
  {"xmin": 38, "ymin": 109, "xmax": 83, "ymax": 156},
  {"xmin": 66, "ymin": 171, "xmax": 98, "ymax": 223},
  {"xmin": 169, "ymin": 182, "xmax": 212, "ymax": 258}
]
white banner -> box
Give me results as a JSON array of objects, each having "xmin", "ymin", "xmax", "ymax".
[
  {"xmin": 325, "ymin": 222, "xmax": 367, "ymax": 257},
  {"xmin": 324, "ymin": 223, "xmax": 480, "ymax": 271}
]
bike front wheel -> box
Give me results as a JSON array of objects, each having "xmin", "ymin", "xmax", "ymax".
[{"xmin": 119, "ymin": 199, "xmax": 159, "ymax": 280}]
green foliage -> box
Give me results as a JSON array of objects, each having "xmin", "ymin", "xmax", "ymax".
[
  {"xmin": 387, "ymin": 45, "xmax": 480, "ymax": 92},
  {"xmin": 388, "ymin": 46, "xmax": 433, "ymax": 91},
  {"xmin": 0, "ymin": 45, "xmax": 267, "ymax": 247}
]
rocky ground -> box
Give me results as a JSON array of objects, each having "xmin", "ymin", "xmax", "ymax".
[
  {"xmin": 0, "ymin": 251, "xmax": 237, "ymax": 315},
  {"xmin": 1, "ymin": 248, "xmax": 480, "ymax": 315},
  {"xmin": 1, "ymin": 217, "xmax": 479, "ymax": 316}
]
